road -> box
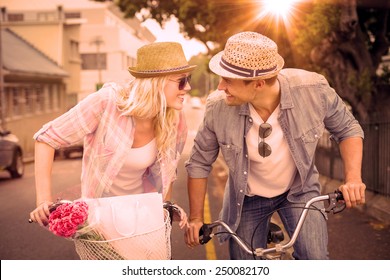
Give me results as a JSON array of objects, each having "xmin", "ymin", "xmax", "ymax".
[{"xmin": 1, "ymin": 103, "xmax": 389, "ymax": 260}]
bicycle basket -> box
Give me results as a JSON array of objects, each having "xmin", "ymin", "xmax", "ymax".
[{"xmin": 73, "ymin": 209, "xmax": 172, "ymax": 260}]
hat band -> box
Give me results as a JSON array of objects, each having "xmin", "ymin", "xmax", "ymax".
[
  {"xmin": 133, "ymin": 65, "xmax": 192, "ymax": 74},
  {"xmin": 220, "ymin": 57, "xmax": 277, "ymax": 78}
]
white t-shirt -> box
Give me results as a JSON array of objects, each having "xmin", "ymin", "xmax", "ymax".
[
  {"xmin": 246, "ymin": 104, "xmax": 296, "ymax": 198},
  {"xmin": 109, "ymin": 138, "xmax": 157, "ymax": 196}
]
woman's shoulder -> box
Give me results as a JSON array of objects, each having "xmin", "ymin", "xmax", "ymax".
[{"xmin": 81, "ymin": 82, "xmax": 122, "ymax": 107}]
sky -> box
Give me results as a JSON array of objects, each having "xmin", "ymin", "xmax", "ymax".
[{"xmin": 142, "ymin": 17, "xmax": 207, "ymax": 60}]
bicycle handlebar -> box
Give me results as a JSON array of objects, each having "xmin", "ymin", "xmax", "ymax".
[
  {"xmin": 199, "ymin": 190, "xmax": 345, "ymax": 258},
  {"xmin": 29, "ymin": 199, "xmax": 181, "ymax": 224}
]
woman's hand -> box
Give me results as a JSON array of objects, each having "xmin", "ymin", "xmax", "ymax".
[
  {"xmin": 29, "ymin": 200, "xmax": 53, "ymax": 226},
  {"xmin": 167, "ymin": 203, "xmax": 188, "ymax": 229}
]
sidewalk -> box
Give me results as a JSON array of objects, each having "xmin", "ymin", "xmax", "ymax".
[{"xmin": 319, "ymin": 175, "xmax": 390, "ymax": 225}]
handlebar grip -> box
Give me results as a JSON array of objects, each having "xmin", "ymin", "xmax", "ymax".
[
  {"xmin": 334, "ymin": 189, "xmax": 344, "ymax": 201},
  {"xmin": 199, "ymin": 224, "xmax": 213, "ymax": 245}
]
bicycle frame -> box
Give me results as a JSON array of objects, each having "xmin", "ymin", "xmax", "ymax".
[{"xmin": 199, "ymin": 190, "xmax": 345, "ymax": 259}]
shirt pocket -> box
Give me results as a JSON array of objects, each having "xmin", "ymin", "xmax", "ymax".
[
  {"xmin": 300, "ymin": 122, "xmax": 325, "ymax": 160},
  {"xmin": 219, "ymin": 143, "xmax": 240, "ymax": 173}
]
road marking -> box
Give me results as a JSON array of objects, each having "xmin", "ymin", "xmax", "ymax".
[{"xmin": 204, "ymin": 193, "xmax": 217, "ymax": 260}]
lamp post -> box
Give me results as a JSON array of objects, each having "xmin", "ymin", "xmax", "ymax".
[{"xmin": 0, "ymin": 7, "xmax": 6, "ymax": 130}]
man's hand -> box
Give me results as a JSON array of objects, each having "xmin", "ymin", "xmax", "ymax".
[
  {"xmin": 339, "ymin": 181, "xmax": 366, "ymax": 208},
  {"xmin": 184, "ymin": 218, "xmax": 204, "ymax": 248}
]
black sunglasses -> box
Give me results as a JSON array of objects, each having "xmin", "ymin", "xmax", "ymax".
[
  {"xmin": 169, "ymin": 75, "xmax": 191, "ymax": 90},
  {"xmin": 258, "ymin": 123, "xmax": 272, "ymax": 158}
]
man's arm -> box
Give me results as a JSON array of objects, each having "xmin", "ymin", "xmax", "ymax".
[
  {"xmin": 184, "ymin": 176, "xmax": 208, "ymax": 247},
  {"xmin": 338, "ymin": 136, "xmax": 366, "ymax": 208}
]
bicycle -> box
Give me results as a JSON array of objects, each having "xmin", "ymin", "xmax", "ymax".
[
  {"xmin": 199, "ymin": 190, "xmax": 346, "ymax": 260},
  {"xmin": 28, "ymin": 199, "xmax": 182, "ymax": 260}
]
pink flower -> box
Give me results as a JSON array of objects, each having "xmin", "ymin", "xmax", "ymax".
[{"xmin": 49, "ymin": 201, "xmax": 88, "ymax": 238}]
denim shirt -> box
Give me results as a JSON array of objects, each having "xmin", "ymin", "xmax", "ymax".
[{"xmin": 185, "ymin": 68, "xmax": 364, "ymax": 233}]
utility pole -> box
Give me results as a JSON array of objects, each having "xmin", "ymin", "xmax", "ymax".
[{"xmin": 0, "ymin": 7, "xmax": 6, "ymax": 130}]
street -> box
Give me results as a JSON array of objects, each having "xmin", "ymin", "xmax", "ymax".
[{"xmin": 1, "ymin": 103, "xmax": 389, "ymax": 260}]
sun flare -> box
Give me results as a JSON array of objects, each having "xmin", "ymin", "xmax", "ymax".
[{"xmin": 259, "ymin": 0, "xmax": 299, "ymax": 23}]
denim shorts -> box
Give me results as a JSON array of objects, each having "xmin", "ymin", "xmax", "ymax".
[{"xmin": 229, "ymin": 191, "xmax": 329, "ymax": 259}]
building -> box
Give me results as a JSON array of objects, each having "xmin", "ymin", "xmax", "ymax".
[
  {"xmin": 0, "ymin": 27, "xmax": 68, "ymax": 157},
  {"xmin": 78, "ymin": 2, "xmax": 155, "ymax": 98},
  {"xmin": 0, "ymin": 0, "xmax": 155, "ymax": 158}
]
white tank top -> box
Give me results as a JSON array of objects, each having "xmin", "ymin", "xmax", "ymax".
[
  {"xmin": 109, "ymin": 138, "xmax": 157, "ymax": 196},
  {"xmin": 246, "ymin": 104, "xmax": 296, "ymax": 198}
]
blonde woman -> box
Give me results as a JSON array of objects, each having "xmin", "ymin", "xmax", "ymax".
[{"xmin": 29, "ymin": 42, "xmax": 193, "ymax": 232}]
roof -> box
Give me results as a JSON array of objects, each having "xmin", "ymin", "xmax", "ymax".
[
  {"xmin": 1, "ymin": 28, "xmax": 68, "ymax": 77},
  {"xmin": 0, "ymin": 0, "xmax": 107, "ymax": 11}
]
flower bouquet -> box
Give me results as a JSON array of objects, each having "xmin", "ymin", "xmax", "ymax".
[
  {"xmin": 47, "ymin": 193, "xmax": 172, "ymax": 260},
  {"xmin": 48, "ymin": 200, "xmax": 125, "ymax": 259}
]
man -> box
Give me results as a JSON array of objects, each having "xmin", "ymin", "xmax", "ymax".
[{"xmin": 184, "ymin": 32, "xmax": 366, "ymax": 259}]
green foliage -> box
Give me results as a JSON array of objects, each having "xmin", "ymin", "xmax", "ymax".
[
  {"xmin": 188, "ymin": 54, "xmax": 219, "ymax": 96},
  {"xmin": 99, "ymin": 0, "xmax": 389, "ymax": 115},
  {"xmin": 292, "ymin": 2, "xmax": 340, "ymax": 66},
  {"xmin": 378, "ymin": 65, "xmax": 390, "ymax": 85},
  {"xmin": 347, "ymin": 68, "xmax": 372, "ymax": 102}
]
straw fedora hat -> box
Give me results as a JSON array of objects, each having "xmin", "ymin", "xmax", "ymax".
[
  {"xmin": 209, "ymin": 32, "xmax": 284, "ymax": 80},
  {"xmin": 128, "ymin": 42, "xmax": 196, "ymax": 78}
]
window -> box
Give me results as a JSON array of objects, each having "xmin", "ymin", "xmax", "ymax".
[
  {"xmin": 24, "ymin": 88, "xmax": 34, "ymax": 115},
  {"xmin": 127, "ymin": 56, "xmax": 137, "ymax": 68},
  {"xmin": 51, "ymin": 90, "xmax": 60, "ymax": 111},
  {"xmin": 81, "ymin": 53, "xmax": 107, "ymax": 70},
  {"xmin": 70, "ymin": 40, "xmax": 80, "ymax": 61},
  {"xmin": 65, "ymin": 12, "xmax": 81, "ymax": 19},
  {"xmin": 12, "ymin": 88, "xmax": 23, "ymax": 117},
  {"xmin": 7, "ymin": 13, "xmax": 24, "ymax": 22},
  {"xmin": 35, "ymin": 86, "xmax": 44, "ymax": 113}
]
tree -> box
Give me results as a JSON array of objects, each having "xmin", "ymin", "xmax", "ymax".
[
  {"xmin": 297, "ymin": 0, "xmax": 389, "ymax": 121},
  {"xmin": 101, "ymin": 0, "xmax": 389, "ymax": 121}
]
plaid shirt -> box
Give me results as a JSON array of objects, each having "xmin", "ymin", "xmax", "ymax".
[{"xmin": 34, "ymin": 83, "xmax": 187, "ymax": 199}]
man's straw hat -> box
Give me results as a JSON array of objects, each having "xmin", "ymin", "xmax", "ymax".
[
  {"xmin": 129, "ymin": 42, "xmax": 196, "ymax": 78},
  {"xmin": 209, "ymin": 32, "xmax": 284, "ymax": 80}
]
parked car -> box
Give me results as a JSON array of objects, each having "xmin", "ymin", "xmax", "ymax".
[
  {"xmin": 56, "ymin": 140, "xmax": 84, "ymax": 159},
  {"xmin": 0, "ymin": 130, "xmax": 24, "ymax": 178}
]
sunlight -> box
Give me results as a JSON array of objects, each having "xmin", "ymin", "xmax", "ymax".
[
  {"xmin": 263, "ymin": 0, "xmax": 297, "ymax": 17},
  {"xmin": 258, "ymin": 0, "xmax": 300, "ymax": 24}
]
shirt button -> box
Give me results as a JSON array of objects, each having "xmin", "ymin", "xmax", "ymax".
[
  {"xmin": 249, "ymin": 118, "xmax": 253, "ymax": 123},
  {"xmin": 244, "ymin": 171, "xmax": 247, "ymax": 175},
  {"xmin": 237, "ymin": 203, "xmax": 240, "ymax": 206},
  {"xmin": 245, "ymin": 154, "xmax": 248, "ymax": 158},
  {"xmin": 240, "ymin": 189, "xmax": 243, "ymax": 193},
  {"xmin": 227, "ymin": 145, "xmax": 230, "ymax": 148}
]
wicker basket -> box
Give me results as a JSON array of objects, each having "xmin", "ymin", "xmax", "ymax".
[{"xmin": 73, "ymin": 209, "xmax": 172, "ymax": 260}]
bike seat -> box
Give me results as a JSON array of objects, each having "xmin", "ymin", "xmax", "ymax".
[{"xmin": 267, "ymin": 222, "xmax": 284, "ymax": 244}]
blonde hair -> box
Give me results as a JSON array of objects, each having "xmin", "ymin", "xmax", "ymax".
[{"xmin": 116, "ymin": 77, "xmax": 178, "ymax": 163}]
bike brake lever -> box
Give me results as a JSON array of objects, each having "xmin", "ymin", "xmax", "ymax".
[
  {"xmin": 28, "ymin": 199, "xmax": 72, "ymax": 223},
  {"xmin": 163, "ymin": 201, "xmax": 181, "ymax": 224},
  {"xmin": 49, "ymin": 199, "xmax": 73, "ymax": 213},
  {"xmin": 325, "ymin": 190, "xmax": 346, "ymax": 214},
  {"xmin": 199, "ymin": 224, "xmax": 213, "ymax": 245}
]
